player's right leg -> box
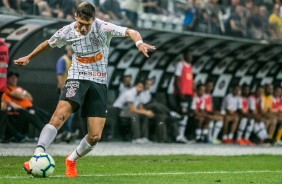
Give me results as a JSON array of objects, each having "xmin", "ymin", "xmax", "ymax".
[{"xmin": 23, "ymin": 100, "xmax": 74, "ymax": 174}]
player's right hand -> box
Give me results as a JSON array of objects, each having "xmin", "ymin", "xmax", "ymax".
[{"xmin": 14, "ymin": 56, "xmax": 30, "ymax": 67}]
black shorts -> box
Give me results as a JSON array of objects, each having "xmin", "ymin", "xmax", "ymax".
[{"xmin": 60, "ymin": 79, "xmax": 107, "ymax": 118}]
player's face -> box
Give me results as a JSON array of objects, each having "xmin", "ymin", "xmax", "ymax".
[
  {"xmin": 136, "ymin": 83, "xmax": 144, "ymax": 94},
  {"xmin": 145, "ymin": 80, "xmax": 153, "ymax": 90},
  {"xmin": 205, "ymin": 82, "xmax": 213, "ymax": 93},
  {"xmin": 123, "ymin": 76, "xmax": 132, "ymax": 87},
  {"xmin": 7, "ymin": 75, "xmax": 18, "ymax": 86},
  {"xmin": 232, "ymin": 86, "xmax": 240, "ymax": 96},
  {"xmin": 197, "ymin": 86, "xmax": 205, "ymax": 96},
  {"xmin": 242, "ymin": 86, "xmax": 249, "ymax": 96},
  {"xmin": 75, "ymin": 14, "xmax": 94, "ymax": 35},
  {"xmin": 274, "ymin": 88, "xmax": 281, "ymax": 97},
  {"xmin": 265, "ymin": 84, "xmax": 273, "ymax": 95}
]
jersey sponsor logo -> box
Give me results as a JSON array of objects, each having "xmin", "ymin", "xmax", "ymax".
[
  {"xmin": 79, "ymin": 71, "xmax": 107, "ymax": 77},
  {"xmin": 77, "ymin": 52, "xmax": 103, "ymax": 64}
]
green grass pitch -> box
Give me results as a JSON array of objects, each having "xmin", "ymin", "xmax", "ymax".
[{"xmin": 0, "ymin": 155, "xmax": 281, "ymax": 184}]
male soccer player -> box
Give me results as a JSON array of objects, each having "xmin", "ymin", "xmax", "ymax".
[{"xmin": 14, "ymin": 2, "xmax": 155, "ymax": 177}]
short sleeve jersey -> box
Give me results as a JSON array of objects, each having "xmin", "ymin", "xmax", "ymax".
[
  {"xmin": 221, "ymin": 93, "xmax": 241, "ymax": 114},
  {"xmin": 191, "ymin": 95, "xmax": 205, "ymax": 111},
  {"xmin": 113, "ymin": 88, "xmax": 140, "ymax": 109},
  {"xmin": 48, "ymin": 19, "xmax": 127, "ymax": 84},
  {"xmin": 174, "ymin": 61, "xmax": 193, "ymax": 95}
]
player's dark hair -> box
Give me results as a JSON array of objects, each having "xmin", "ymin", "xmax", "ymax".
[
  {"xmin": 196, "ymin": 83, "xmax": 204, "ymax": 90},
  {"xmin": 76, "ymin": 2, "xmax": 96, "ymax": 20},
  {"xmin": 206, "ymin": 78, "xmax": 214, "ymax": 84},
  {"xmin": 135, "ymin": 80, "xmax": 145, "ymax": 86},
  {"xmin": 183, "ymin": 48, "xmax": 191, "ymax": 61},
  {"xmin": 241, "ymin": 83, "xmax": 249, "ymax": 88}
]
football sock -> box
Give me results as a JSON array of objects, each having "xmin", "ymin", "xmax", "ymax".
[
  {"xmin": 237, "ymin": 118, "xmax": 248, "ymax": 139},
  {"xmin": 213, "ymin": 121, "xmax": 223, "ymax": 140},
  {"xmin": 208, "ymin": 121, "xmax": 214, "ymax": 141},
  {"xmin": 196, "ymin": 129, "xmax": 202, "ymax": 140},
  {"xmin": 276, "ymin": 129, "xmax": 282, "ymax": 142},
  {"xmin": 223, "ymin": 135, "xmax": 228, "ymax": 140},
  {"xmin": 178, "ymin": 115, "xmax": 188, "ymax": 138},
  {"xmin": 35, "ymin": 124, "xmax": 57, "ymax": 154},
  {"xmin": 68, "ymin": 135, "xmax": 94, "ymax": 162},
  {"xmin": 244, "ymin": 119, "xmax": 254, "ymax": 140},
  {"xmin": 228, "ymin": 133, "xmax": 234, "ymax": 140},
  {"xmin": 202, "ymin": 129, "xmax": 208, "ymax": 140}
]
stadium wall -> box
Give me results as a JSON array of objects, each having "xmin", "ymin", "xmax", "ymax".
[{"xmin": 1, "ymin": 15, "xmax": 282, "ymax": 113}]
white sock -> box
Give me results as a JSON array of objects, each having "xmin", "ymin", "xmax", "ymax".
[
  {"xmin": 244, "ymin": 119, "xmax": 255, "ymax": 139},
  {"xmin": 178, "ymin": 116, "xmax": 188, "ymax": 137},
  {"xmin": 208, "ymin": 121, "xmax": 214, "ymax": 141},
  {"xmin": 35, "ymin": 124, "xmax": 57, "ymax": 154},
  {"xmin": 237, "ymin": 118, "xmax": 248, "ymax": 139},
  {"xmin": 213, "ymin": 121, "xmax": 223, "ymax": 140},
  {"xmin": 228, "ymin": 133, "xmax": 234, "ymax": 139},
  {"xmin": 259, "ymin": 122, "xmax": 269, "ymax": 139},
  {"xmin": 223, "ymin": 135, "xmax": 228, "ymax": 140},
  {"xmin": 202, "ymin": 129, "xmax": 208, "ymax": 140},
  {"xmin": 68, "ymin": 135, "xmax": 94, "ymax": 162},
  {"xmin": 196, "ymin": 129, "xmax": 202, "ymax": 139}
]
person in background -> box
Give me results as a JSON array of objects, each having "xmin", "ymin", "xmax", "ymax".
[
  {"xmin": 0, "ymin": 0, "xmax": 22, "ymax": 14},
  {"xmin": 236, "ymin": 84, "xmax": 255, "ymax": 145},
  {"xmin": 191, "ymin": 83, "xmax": 208, "ymax": 143},
  {"xmin": 272, "ymin": 86, "xmax": 282, "ymax": 145},
  {"xmin": 0, "ymin": 39, "xmax": 9, "ymax": 106},
  {"xmin": 221, "ymin": 84, "xmax": 241, "ymax": 144},
  {"xmin": 204, "ymin": 79, "xmax": 223, "ymax": 144},
  {"xmin": 113, "ymin": 81, "xmax": 154, "ymax": 144},
  {"xmin": 249, "ymin": 86, "xmax": 269, "ymax": 144},
  {"xmin": 174, "ymin": 48, "xmax": 194, "ymax": 143},
  {"xmin": 119, "ymin": 74, "xmax": 132, "ymax": 94},
  {"xmin": 121, "ymin": 0, "xmax": 142, "ymax": 27},
  {"xmin": 260, "ymin": 83, "xmax": 277, "ymax": 143}
]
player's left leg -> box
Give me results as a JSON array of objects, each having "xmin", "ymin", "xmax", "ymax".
[{"xmin": 66, "ymin": 117, "xmax": 106, "ymax": 177}]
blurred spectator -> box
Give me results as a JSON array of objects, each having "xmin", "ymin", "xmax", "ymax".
[
  {"xmin": 0, "ymin": 39, "xmax": 8, "ymax": 106},
  {"xmin": 177, "ymin": 0, "xmax": 198, "ymax": 31},
  {"xmin": 206, "ymin": 0, "xmax": 221, "ymax": 34},
  {"xmin": 138, "ymin": 78, "xmax": 178, "ymax": 142},
  {"xmin": 48, "ymin": 0, "xmax": 64, "ymax": 19},
  {"xmin": 260, "ymin": 84, "xmax": 277, "ymax": 142},
  {"xmin": 0, "ymin": 0, "xmax": 22, "ymax": 14},
  {"xmin": 119, "ymin": 74, "xmax": 132, "ymax": 94},
  {"xmin": 191, "ymin": 83, "xmax": 209, "ymax": 143},
  {"xmin": 113, "ymin": 81, "xmax": 154, "ymax": 143},
  {"xmin": 121, "ymin": 0, "xmax": 142, "ymax": 27},
  {"xmin": 101, "ymin": 0, "xmax": 130, "ymax": 25},
  {"xmin": 221, "ymin": 84, "xmax": 240, "ymax": 144},
  {"xmin": 269, "ymin": 4, "xmax": 282, "ymax": 38},
  {"xmin": 174, "ymin": 48, "xmax": 194, "ymax": 143},
  {"xmin": 142, "ymin": 0, "xmax": 161, "ymax": 14},
  {"xmin": 34, "ymin": 0, "xmax": 52, "ymax": 17},
  {"xmin": 226, "ymin": 5, "xmax": 246, "ymax": 37}
]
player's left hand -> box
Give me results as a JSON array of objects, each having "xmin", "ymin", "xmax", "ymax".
[{"xmin": 137, "ymin": 43, "xmax": 156, "ymax": 58}]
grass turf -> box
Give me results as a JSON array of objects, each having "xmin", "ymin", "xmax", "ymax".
[{"xmin": 0, "ymin": 155, "xmax": 281, "ymax": 184}]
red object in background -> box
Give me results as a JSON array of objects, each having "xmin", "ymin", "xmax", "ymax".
[{"xmin": 0, "ymin": 39, "xmax": 8, "ymax": 92}]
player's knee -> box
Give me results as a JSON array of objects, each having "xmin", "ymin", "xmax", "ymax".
[{"xmin": 88, "ymin": 134, "xmax": 101, "ymax": 144}]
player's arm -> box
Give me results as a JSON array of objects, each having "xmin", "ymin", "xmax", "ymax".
[
  {"xmin": 128, "ymin": 103, "xmax": 154, "ymax": 117},
  {"xmin": 125, "ymin": 29, "xmax": 156, "ymax": 58},
  {"xmin": 14, "ymin": 40, "xmax": 51, "ymax": 66}
]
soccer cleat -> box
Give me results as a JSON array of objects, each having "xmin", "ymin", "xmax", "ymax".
[
  {"xmin": 244, "ymin": 139, "xmax": 255, "ymax": 146},
  {"xmin": 65, "ymin": 156, "xmax": 78, "ymax": 178},
  {"xmin": 236, "ymin": 139, "xmax": 247, "ymax": 145},
  {"xmin": 23, "ymin": 161, "xmax": 31, "ymax": 174},
  {"xmin": 222, "ymin": 139, "xmax": 233, "ymax": 144}
]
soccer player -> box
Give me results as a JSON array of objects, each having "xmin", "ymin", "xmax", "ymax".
[
  {"xmin": 174, "ymin": 48, "xmax": 194, "ymax": 143},
  {"xmin": 260, "ymin": 84, "xmax": 277, "ymax": 142},
  {"xmin": 14, "ymin": 2, "xmax": 155, "ymax": 177},
  {"xmin": 221, "ymin": 84, "xmax": 241, "ymax": 144},
  {"xmin": 0, "ymin": 39, "xmax": 9, "ymax": 104},
  {"xmin": 191, "ymin": 83, "xmax": 208, "ymax": 143},
  {"xmin": 236, "ymin": 84, "xmax": 255, "ymax": 145},
  {"xmin": 204, "ymin": 80, "xmax": 223, "ymax": 144}
]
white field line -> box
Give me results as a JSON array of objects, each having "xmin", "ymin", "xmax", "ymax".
[{"xmin": 1, "ymin": 170, "xmax": 282, "ymax": 179}]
